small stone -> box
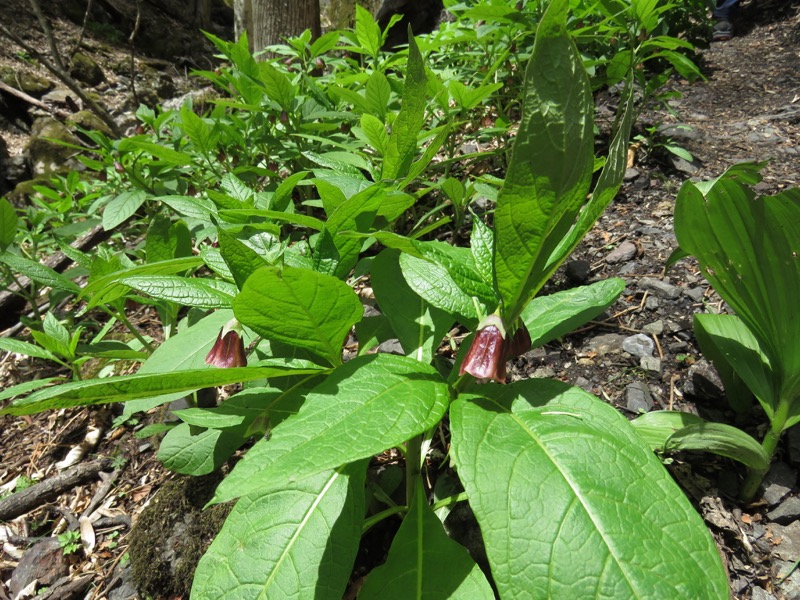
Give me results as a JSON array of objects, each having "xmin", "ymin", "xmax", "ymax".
[
  {"xmin": 624, "ymin": 167, "xmax": 640, "ymax": 181},
  {"xmin": 767, "ymin": 496, "xmax": 800, "ymax": 524},
  {"xmin": 640, "ymin": 277, "xmax": 682, "ymax": 300},
  {"xmin": 574, "ymin": 376, "xmax": 593, "ymax": 392},
  {"xmin": 645, "ymin": 296, "xmax": 660, "ymax": 310},
  {"xmin": 70, "ymin": 52, "xmax": 105, "ymax": 86},
  {"xmin": 532, "ymin": 367, "xmax": 556, "ymax": 379},
  {"xmin": 623, "ymin": 333, "xmax": 654, "ymax": 358},
  {"xmin": 565, "ymin": 259, "xmax": 591, "ymax": 285},
  {"xmin": 683, "ymin": 360, "xmax": 726, "ymax": 403},
  {"xmin": 9, "ymin": 539, "xmax": 69, "ymax": 596},
  {"xmin": 750, "ymin": 586, "xmax": 778, "ymax": 600},
  {"xmin": 762, "ymin": 462, "xmax": 796, "ymax": 506},
  {"xmin": 770, "ymin": 520, "xmax": 800, "ymax": 561},
  {"xmin": 605, "ymin": 241, "xmax": 637, "ymax": 264},
  {"xmin": 640, "ymin": 356, "xmax": 662, "ymax": 376},
  {"xmin": 583, "ymin": 333, "xmax": 626, "ymax": 356},
  {"xmin": 641, "ymin": 320, "xmax": 664, "ymax": 335},
  {"xmin": 625, "ymin": 381, "xmax": 654, "ymax": 413},
  {"xmin": 683, "ymin": 286, "xmax": 706, "ymax": 302},
  {"xmin": 774, "ymin": 559, "xmax": 800, "ymax": 599}
]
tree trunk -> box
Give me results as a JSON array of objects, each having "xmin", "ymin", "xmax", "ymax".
[
  {"xmin": 234, "ymin": 0, "xmax": 253, "ymax": 50},
  {"xmin": 248, "ymin": 0, "xmax": 321, "ymax": 56}
]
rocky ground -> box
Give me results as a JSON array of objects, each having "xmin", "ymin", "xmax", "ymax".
[{"xmin": 1, "ymin": 1, "xmax": 800, "ymax": 598}]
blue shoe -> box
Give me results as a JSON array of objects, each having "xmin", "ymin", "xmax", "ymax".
[{"xmin": 712, "ymin": 20, "xmax": 734, "ymax": 42}]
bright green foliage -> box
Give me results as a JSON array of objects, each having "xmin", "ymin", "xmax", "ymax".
[
  {"xmin": 450, "ymin": 380, "xmax": 729, "ymax": 599},
  {"xmin": 0, "ymin": 1, "xmax": 730, "ymax": 598}
]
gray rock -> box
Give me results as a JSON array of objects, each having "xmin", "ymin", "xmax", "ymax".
[
  {"xmin": 641, "ymin": 320, "xmax": 664, "ymax": 335},
  {"xmin": 658, "ymin": 123, "xmax": 700, "ymax": 141},
  {"xmin": 624, "ymin": 167, "xmax": 640, "ymax": 181},
  {"xmin": 623, "ymin": 333, "xmax": 654, "ymax": 358},
  {"xmin": 565, "ymin": 259, "xmax": 591, "ymax": 285},
  {"xmin": 762, "ymin": 462, "xmax": 796, "ymax": 506},
  {"xmin": 683, "ymin": 286, "xmax": 706, "ymax": 302},
  {"xmin": 108, "ymin": 563, "xmax": 139, "ymax": 600},
  {"xmin": 767, "ymin": 496, "xmax": 800, "ymax": 524},
  {"xmin": 670, "ymin": 154, "xmax": 701, "ymax": 175},
  {"xmin": 773, "ymin": 559, "xmax": 800, "ymax": 600},
  {"xmin": 771, "ymin": 520, "xmax": 800, "ymax": 562},
  {"xmin": 683, "ymin": 359, "xmax": 726, "ymax": 403},
  {"xmin": 645, "ymin": 296, "xmax": 660, "ymax": 310},
  {"xmin": 583, "ymin": 333, "xmax": 626, "ymax": 356},
  {"xmin": 9, "ymin": 539, "xmax": 69, "ymax": 596},
  {"xmin": 640, "ymin": 277, "xmax": 682, "ymax": 299},
  {"xmin": 625, "ymin": 381, "xmax": 654, "ymax": 413},
  {"xmin": 574, "ymin": 376, "xmax": 593, "ymax": 393},
  {"xmin": 605, "ymin": 241, "xmax": 637, "ymax": 264},
  {"xmin": 640, "ymin": 356, "xmax": 662, "ymax": 377},
  {"xmin": 750, "ymin": 586, "xmax": 778, "ymax": 600},
  {"xmin": 69, "ymin": 52, "xmax": 105, "ymax": 86},
  {"xmin": 376, "ymin": 338, "xmax": 404, "ymax": 355}
]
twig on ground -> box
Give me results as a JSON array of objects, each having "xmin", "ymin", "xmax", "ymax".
[
  {"xmin": 81, "ymin": 466, "xmax": 124, "ymax": 519},
  {"xmin": 0, "ymin": 23, "xmax": 120, "ymax": 136},
  {"xmin": 0, "ymin": 80, "xmax": 58, "ymax": 115},
  {"xmin": 0, "ymin": 458, "xmax": 113, "ymax": 521}
]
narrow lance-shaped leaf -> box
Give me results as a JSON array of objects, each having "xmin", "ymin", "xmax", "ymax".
[{"xmin": 492, "ymin": 0, "xmax": 594, "ymax": 324}]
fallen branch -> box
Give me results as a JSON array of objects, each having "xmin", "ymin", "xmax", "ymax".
[
  {"xmin": 0, "ymin": 80, "xmax": 57, "ymax": 115},
  {"xmin": 0, "ymin": 22, "xmax": 120, "ymax": 137},
  {"xmin": 0, "ymin": 458, "xmax": 113, "ymax": 521}
]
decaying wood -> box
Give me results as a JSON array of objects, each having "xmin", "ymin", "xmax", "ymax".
[
  {"xmin": 0, "ymin": 458, "xmax": 113, "ymax": 521},
  {"xmin": 39, "ymin": 574, "xmax": 93, "ymax": 600},
  {"xmin": 0, "ymin": 80, "xmax": 57, "ymax": 115}
]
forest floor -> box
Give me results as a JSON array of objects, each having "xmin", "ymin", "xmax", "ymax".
[{"xmin": 1, "ymin": 1, "xmax": 800, "ymax": 599}]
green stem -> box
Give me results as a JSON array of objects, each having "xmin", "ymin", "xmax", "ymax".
[
  {"xmin": 405, "ymin": 433, "xmax": 423, "ymax": 509},
  {"xmin": 362, "ymin": 505, "xmax": 407, "ymax": 534},
  {"xmin": 102, "ymin": 306, "xmax": 155, "ymax": 354},
  {"xmin": 740, "ymin": 400, "xmax": 791, "ymax": 502},
  {"xmin": 431, "ymin": 492, "xmax": 469, "ymax": 512}
]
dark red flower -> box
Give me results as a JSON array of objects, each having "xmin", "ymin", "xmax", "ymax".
[
  {"xmin": 505, "ymin": 322, "xmax": 532, "ymax": 359},
  {"xmin": 459, "ymin": 314, "xmax": 507, "ymax": 383},
  {"xmin": 205, "ymin": 322, "xmax": 247, "ymax": 368}
]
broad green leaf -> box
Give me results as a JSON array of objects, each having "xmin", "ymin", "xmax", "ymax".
[
  {"xmin": 146, "ymin": 215, "xmax": 179, "ymax": 263},
  {"xmin": 0, "ymin": 252, "xmax": 80, "ymax": 293},
  {"xmin": 545, "ymin": 78, "xmax": 635, "ymax": 275},
  {"xmin": 211, "ymin": 354, "xmax": 449, "ymax": 504},
  {"xmin": 82, "ymin": 256, "xmax": 203, "ymax": 309},
  {"xmin": 271, "ymin": 170, "xmax": 309, "ymax": 212},
  {"xmin": 630, "ymin": 410, "xmax": 704, "ymax": 450},
  {"xmin": 193, "ymin": 463, "xmax": 365, "ymax": 600},
  {"xmin": 361, "ymin": 113, "xmax": 389, "ymax": 156},
  {"xmin": 355, "ymin": 4, "xmax": 382, "ymax": 58},
  {"xmin": 233, "ymin": 266, "xmax": 363, "ymax": 366},
  {"xmin": 366, "ymin": 70, "xmax": 391, "ymax": 119},
  {"xmin": 693, "ymin": 313, "xmax": 778, "ymax": 420},
  {"xmin": 0, "ymin": 377, "xmax": 65, "ymax": 402},
  {"xmin": 180, "ymin": 104, "xmax": 217, "ymax": 155},
  {"xmin": 158, "ymin": 422, "xmax": 248, "ymax": 475},
  {"xmin": 470, "ymin": 217, "xmax": 494, "ymax": 286},
  {"xmin": 0, "ymin": 338, "xmax": 59, "ymax": 362},
  {"xmin": 450, "ymin": 379, "xmax": 728, "ymax": 599},
  {"xmin": 693, "ymin": 313, "xmax": 754, "ymax": 415},
  {"xmin": 666, "ymin": 421, "xmax": 770, "ymax": 471},
  {"xmin": 675, "ymin": 170, "xmax": 800, "ymax": 402},
  {"xmin": 492, "ymin": 0, "xmax": 594, "ymax": 323},
  {"xmin": 371, "ymin": 249, "xmax": 453, "ymax": 362},
  {"xmin": 102, "ymin": 190, "xmax": 147, "ymax": 230},
  {"xmin": 157, "ymin": 195, "xmax": 217, "ymax": 220},
  {"xmin": 383, "ymin": 34, "xmax": 427, "ymax": 180},
  {"xmin": 313, "ymin": 186, "xmax": 383, "ymax": 279},
  {"xmin": 218, "ymin": 229, "xmax": 269, "ymax": 290},
  {"xmin": 2, "ymin": 364, "xmax": 321, "ymax": 416},
  {"xmin": 120, "ymin": 275, "xmax": 237, "ymax": 308},
  {"xmin": 257, "ymin": 61, "xmax": 297, "ymax": 111},
  {"xmin": 360, "ymin": 484, "xmax": 494, "ymax": 599},
  {"xmin": 0, "ymin": 198, "xmax": 18, "ymax": 251},
  {"xmin": 520, "ymin": 278, "xmax": 625, "ymax": 347},
  {"xmin": 118, "ymin": 139, "xmax": 193, "ymax": 165}
]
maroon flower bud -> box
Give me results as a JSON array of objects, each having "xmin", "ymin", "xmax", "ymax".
[
  {"xmin": 279, "ymin": 110, "xmax": 288, "ymax": 124},
  {"xmin": 114, "ymin": 161, "xmax": 125, "ymax": 173},
  {"xmin": 505, "ymin": 322, "xmax": 531, "ymax": 359},
  {"xmin": 459, "ymin": 314, "xmax": 507, "ymax": 383},
  {"xmin": 205, "ymin": 320, "xmax": 247, "ymax": 368}
]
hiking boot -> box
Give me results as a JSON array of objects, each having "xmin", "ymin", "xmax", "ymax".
[{"xmin": 712, "ymin": 19, "xmax": 734, "ymax": 42}]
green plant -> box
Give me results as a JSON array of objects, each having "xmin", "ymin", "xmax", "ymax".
[
  {"xmin": 1, "ymin": 2, "xmax": 728, "ymax": 597},
  {"xmin": 57, "ymin": 529, "xmax": 82, "ymax": 555},
  {"xmin": 633, "ymin": 163, "xmax": 800, "ymax": 502}
]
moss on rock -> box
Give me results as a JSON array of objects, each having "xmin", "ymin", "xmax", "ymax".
[
  {"xmin": 127, "ymin": 473, "xmax": 232, "ymax": 598},
  {"xmin": 69, "ymin": 52, "xmax": 105, "ymax": 87}
]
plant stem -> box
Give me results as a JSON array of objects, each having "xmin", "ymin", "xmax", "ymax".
[
  {"xmin": 405, "ymin": 433, "xmax": 423, "ymax": 508},
  {"xmin": 102, "ymin": 306, "xmax": 155, "ymax": 354},
  {"xmin": 741, "ymin": 399, "xmax": 791, "ymax": 502},
  {"xmin": 362, "ymin": 505, "xmax": 406, "ymax": 534}
]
